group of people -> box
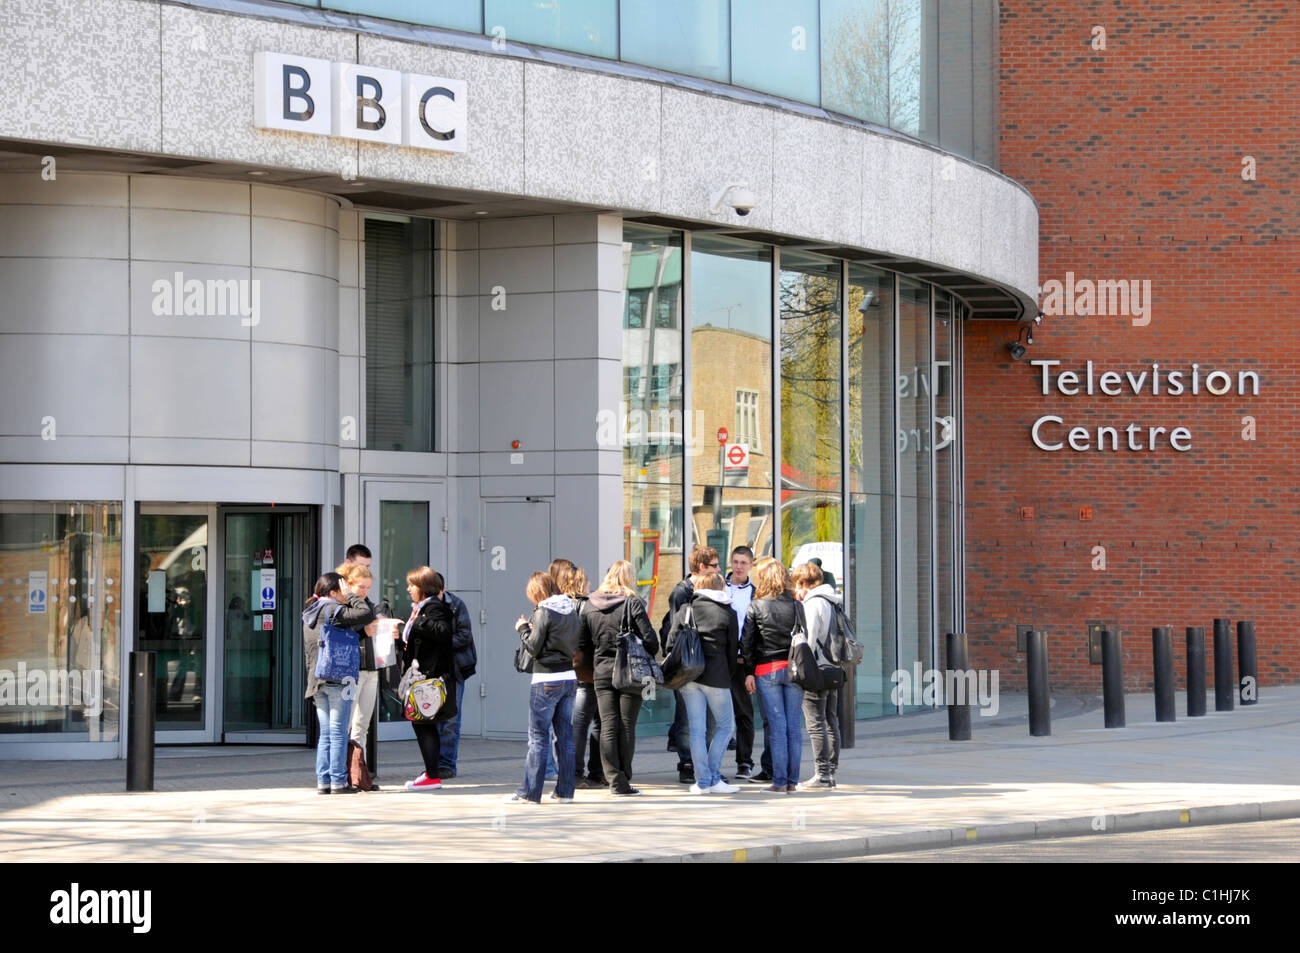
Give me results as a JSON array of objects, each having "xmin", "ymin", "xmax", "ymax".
[
  {"xmin": 301, "ymin": 545, "xmax": 475, "ymax": 794},
  {"xmin": 302, "ymin": 542, "xmax": 847, "ymax": 801},
  {"xmin": 506, "ymin": 545, "xmax": 847, "ymax": 803}
]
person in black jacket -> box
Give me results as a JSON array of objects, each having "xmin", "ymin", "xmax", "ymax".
[
  {"xmin": 302, "ymin": 572, "xmax": 374, "ymax": 794},
  {"xmin": 741, "ymin": 558, "xmax": 806, "ymax": 794},
  {"xmin": 669, "ymin": 572, "xmax": 740, "ymax": 795},
  {"xmin": 398, "ymin": 566, "xmax": 456, "ymax": 792},
  {"xmin": 663, "ymin": 545, "xmax": 720, "ymax": 784},
  {"xmin": 578, "ymin": 560, "xmax": 660, "ymax": 796},
  {"xmin": 506, "ymin": 572, "xmax": 580, "ymax": 803}
]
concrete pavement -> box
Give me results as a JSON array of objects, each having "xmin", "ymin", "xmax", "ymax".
[{"xmin": 2, "ymin": 687, "xmax": 1299, "ymax": 862}]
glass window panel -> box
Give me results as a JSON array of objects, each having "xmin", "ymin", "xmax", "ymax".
[
  {"xmin": 327, "ymin": 0, "xmax": 482, "ymax": 32},
  {"xmin": 820, "ymin": 0, "xmax": 893, "ymax": 125},
  {"xmin": 847, "ymin": 264, "xmax": 895, "ymax": 719},
  {"xmin": 971, "ymin": 0, "xmax": 999, "ymax": 166},
  {"xmin": 779, "ymin": 250, "xmax": 841, "ymax": 565},
  {"xmin": 731, "ymin": 0, "xmax": 820, "ymax": 104},
  {"xmin": 936, "ymin": 0, "xmax": 974, "ymax": 158},
  {"xmin": 485, "ymin": 0, "xmax": 617, "ymax": 58},
  {"xmin": 621, "ymin": 224, "xmax": 684, "ymax": 629},
  {"xmin": 377, "ymin": 500, "xmax": 429, "ymax": 722},
  {"xmin": 690, "ymin": 233, "xmax": 774, "ymax": 566},
  {"xmin": 620, "ymin": 0, "xmax": 729, "ymax": 82},
  {"xmin": 890, "ymin": 0, "xmax": 924, "ymax": 137},
  {"xmin": 0, "ymin": 502, "xmax": 121, "ymax": 739},
  {"xmin": 917, "ymin": 0, "xmax": 939, "ymax": 142},
  {"xmin": 849, "ymin": 492, "xmax": 894, "ymax": 718},
  {"xmin": 365, "ymin": 215, "xmax": 434, "ymax": 452},
  {"xmin": 897, "ymin": 279, "xmax": 932, "ymax": 707}
]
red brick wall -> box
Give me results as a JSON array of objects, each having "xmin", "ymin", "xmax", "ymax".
[{"xmin": 965, "ymin": 1, "xmax": 1299, "ymax": 692}]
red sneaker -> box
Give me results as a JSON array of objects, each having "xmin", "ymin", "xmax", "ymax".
[{"xmin": 404, "ymin": 773, "xmax": 441, "ymax": 792}]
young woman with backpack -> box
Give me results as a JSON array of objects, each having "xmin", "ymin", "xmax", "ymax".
[
  {"xmin": 792, "ymin": 561, "xmax": 842, "ymax": 789},
  {"xmin": 302, "ymin": 571, "xmax": 374, "ymax": 794},
  {"xmin": 741, "ymin": 558, "xmax": 806, "ymax": 794},
  {"xmin": 577, "ymin": 560, "xmax": 660, "ymax": 796}
]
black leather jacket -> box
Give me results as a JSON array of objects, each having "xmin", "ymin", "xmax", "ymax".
[
  {"xmin": 519, "ymin": 596, "xmax": 580, "ymax": 674},
  {"xmin": 740, "ymin": 594, "xmax": 804, "ymax": 674},
  {"xmin": 579, "ymin": 590, "xmax": 660, "ymax": 685},
  {"xmin": 402, "ymin": 597, "xmax": 456, "ymax": 680}
]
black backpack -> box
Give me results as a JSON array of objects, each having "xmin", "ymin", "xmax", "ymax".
[{"xmin": 809, "ymin": 595, "xmax": 863, "ymax": 668}]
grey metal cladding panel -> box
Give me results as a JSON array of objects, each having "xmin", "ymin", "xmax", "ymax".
[
  {"xmin": 129, "ymin": 336, "xmax": 251, "ymax": 440},
  {"xmin": 0, "ymin": 258, "xmax": 129, "ymax": 335},
  {"xmin": 252, "ymin": 269, "xmax": 337, "ymax": 348},
  {"xmin": 130, "ymin": 260, "xmax": 252, "ymax": 341},
  {"xmin": 0, "ymin": 334, "xmax": 129, "ymax": 438},
  {"xmin": 252, "ymin": 341, "xmax": 329, "ymax": 444},
  {"xmin": 523, "ymin": 62, "xmax": 659, "ymax": 208},
  {"xmin": 356, "ymin": 36, "xmax": 525, "ymax": 195},
  {"xmin": 0, "ymin": 0, "xmax": 161, "ymax": 153},
  {"xmin": 477, "ymin": 291, "xmax": 554, "ymax": 363},
  {"xmin": 477, "ymin": 360, "xmax": 554, "ymax": 453},
  {"xmin": 159, "ymin": 4, "xmax": 357, "ymax": 173}
]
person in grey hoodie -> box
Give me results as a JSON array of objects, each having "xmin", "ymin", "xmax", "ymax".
[
  {"xmin": 506, "ymin": 572, "xmax": 580, "ymax": 803},
  {"xmin": 791, "ymin": 561, "xmax": 843, "ymax": 788}
]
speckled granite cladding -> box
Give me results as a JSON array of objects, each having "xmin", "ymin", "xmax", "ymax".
[
  {"xmin": 523, "ymin": 63, "xmax": 660, "ymax": 209},
  {"xmin": 159, "ymin": 4, "xmax": 357, "ymax": 174},
  {"xmin": 0, "ymin": 0, "xmax": 161, "ymax": 152},
  {"xmin": 0, "ymin": 0, "xmax": 1039, "ymax": 305}
]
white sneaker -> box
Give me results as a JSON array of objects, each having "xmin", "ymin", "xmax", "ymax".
[
  {"xmin": 502, "ymin": 793, "xmax": 537, "ymax": 804},
  {"xmin": 707, "ymin": 780, "xmax": 739, "ymax": 794},
  {"xmin": 688, "ymin": 783, "xmax": 707, "ymax": 795}
]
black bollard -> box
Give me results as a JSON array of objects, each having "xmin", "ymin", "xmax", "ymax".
[
  {"xmin": 367, "ymin": 701, "xmax": 379, "ymax": 776},
  {"xmin": 126, "ymin": 651, "xmax": 156, "ymax": 792},
  {"xmin": 946, "ymin": 632, "xmax": 972, "ymax": 741},
  {"xmin": 1026, "ymin": 629, "xmax": 1051, "ymax": 736},
  {"xmin": 839, "ymin": 665, "xmax": 856, "ymax": 749},
  {"xmin": 1101, "ymin": 628, "xmax": 1125, "ymax": 728},
  {"xmin": 1237, "ymin": 620, "xmax": 1258, "ymax": 706},
  {"xmin": 1152, "ymin": 627, "xmax": 1175, "ymax": 722},
  {"xmin": 1213, "ymin": 618, "xmax": 1234, "ymax": 711},
  {"xmin": 1186, "ymin": 626, "xmax": 1207, "ymax": 717}
]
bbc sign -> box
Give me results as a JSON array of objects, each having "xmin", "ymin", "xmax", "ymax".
[{"xmin": 253, "ymin": 51, "xmax": 467, "ymax": 152}]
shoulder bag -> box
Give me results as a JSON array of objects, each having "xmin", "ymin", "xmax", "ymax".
[
  {"xmin": 613, "ymin": 598, "xmax": 664, "ymax": 693},
  {"xmin": 661, "ymin": 604, "xmax": 706, "ymax": 691}
]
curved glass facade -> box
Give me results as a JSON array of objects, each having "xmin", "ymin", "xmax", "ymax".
[
  {"xmin": 285, "ymin": 0, "xmax": 999, "ymax": 165},
  {"xmin": 622, "ymin": 224, "xmax": 966, "ymax": 726}
]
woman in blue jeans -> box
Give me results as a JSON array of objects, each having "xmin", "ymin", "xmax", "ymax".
[
  {"xmin": 741, "ymin": 559, "xmax": 805, "ymax": 794},
  {"xmin": 302, "ymin": 571, "xmax": 373, "ymax": 794},
  {"xmin": 505, "ymin": 572, "xmax": 581, "ymax": 803},
  {"xmin": 668, "ymin": 571, "xmax": 739, "ymax": 794}
]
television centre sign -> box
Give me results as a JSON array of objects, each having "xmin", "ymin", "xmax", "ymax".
[{"xmin": 253, "ymin": 51, "xmax": 467, "ymax": 152}]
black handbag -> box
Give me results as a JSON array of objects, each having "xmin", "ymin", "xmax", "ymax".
[
  {"xmin": 661, "ymin": 604, "xmax": 706, "ymax": 691},
  {"xmin": 514, "ymin": 629, "xmax": 535, "ymax": 674},
  {"xmin": 612, "ymin": 599, "xmax": 663, "ymax": 692}
]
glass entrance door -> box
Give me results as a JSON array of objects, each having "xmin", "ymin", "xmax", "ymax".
[
  {"xmin": 137, "ymin": 506, "xmax": 215, "ymax": 742},
  {"xmin": 221, "ymin": 508, "xmax": 313, "ymax": 742}
]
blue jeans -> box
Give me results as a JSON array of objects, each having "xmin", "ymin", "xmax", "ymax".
[
  {"xmin": 314, "ymin": 684, "xmax": 354, "ymax": 789},
  {"xmin": 754, "ymin": 666, "xmax": 803, "ymax": 787},
  {"xmin": 680, "ymin": 681, "xmax": 734, "ymax": 788},
  {"xmin": 517, "ymin": 679, "xmax": 576, "ymax": 802},
  {"xmin": 437, "ymin": 679, "xmax": 467, "ymax": 775}
]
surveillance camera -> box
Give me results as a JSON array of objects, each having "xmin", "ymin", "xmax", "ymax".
[
  {"xmin": 709, "ymin": 183, "xmax": 757, "ymax": 217},
  {"xmin": 729, "ymin": 186, "xmax": 756, "ymax": 216}
]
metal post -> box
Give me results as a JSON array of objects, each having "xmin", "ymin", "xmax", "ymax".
[
  {"xmin": 1186, "ymin": 626, "xmax": 1206, "ymax": 717},
  {"xmin": 126, "ymin": 651, "xmax": 156, "ymax": 792},
  {"xmin": 1026, "ymin": 629, "xmax": 1051, "ymax": 736},
  {"xmin": 367, "ymin": 698, "xmax": 379, "ymax": 776},
  {"xmin": 1101, "ymin": 628, "xmax": 1125, "ymax": 728},
  {"xmin": 1237, "ymin": 620, "xmax": 1258, "ymax": 706},
  {"xmin": 838, "ymin": 666, "xmax": 856, "ymax": 749},
  {"xmin": 946, "ymin": 631, "xmax": 971, "ymax": 740},
  {"xmin": 1213, "ymin": 617, "xmax": 1234, "ymax": 711},
  {"xmin": 1152, "ymin": 626, "xmax": 1175, "ymax": 722}
]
